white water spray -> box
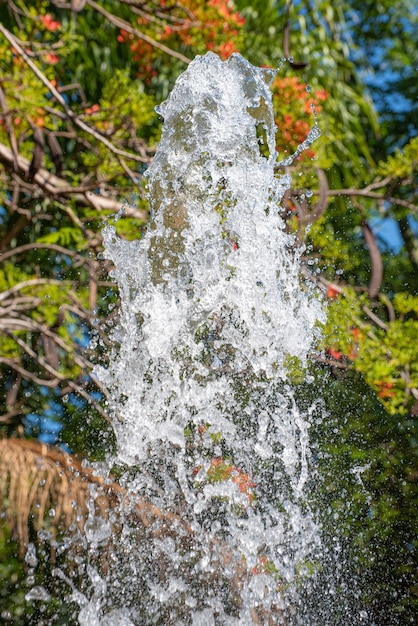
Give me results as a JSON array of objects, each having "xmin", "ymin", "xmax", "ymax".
[{"xmin": 93, "ymin": 52, "xmax": 325, "ymax": 624}]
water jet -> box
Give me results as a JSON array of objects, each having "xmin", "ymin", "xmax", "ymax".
[{"xmin": 88, "ymin": 52, "xmax": 325, "ymax": 624}]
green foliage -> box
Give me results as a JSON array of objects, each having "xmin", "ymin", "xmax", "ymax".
[
  {"xmin": 309, "ymin": 369, "xmax": 418, "ymax": 623},
  {"xmin": 356, "ymin": 320, "xmax": 418, "ymax": 416},
  {"xmin": 37, "ymin": 227, "xmax": 85, "ymax": 248},
  {"xmin": 237, "ymin": 0, "xmax": 379, "ymax": 179},
  {"xmin": 321, "ymin": 287, "xmax": 418, "ymax": 416},
  {"xmin": 307, "ymin": 213, "xmax": 364, "ymax": 277},
  {"xmin": 0, "ymin": 527, "xmax": 30, "ymax": 625},
  {"xmin": 0, "ymin": 525, "xmax": 83, "ymax": 625},
  {"xmin": 378, "ymin": 137, "xmax": 418, "ymax": 180}
]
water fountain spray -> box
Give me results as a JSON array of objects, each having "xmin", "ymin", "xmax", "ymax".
[{"xmin": 93, "ymin": 52, "xmax": 324, "ymax": 624}]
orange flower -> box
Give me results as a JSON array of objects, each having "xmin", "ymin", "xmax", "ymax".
[
  {"xmin": 233, "ymin": 12, "xmax": 246, "ymax": 26},
  {"xmin": 315, "ymin": 89, "xmax": 328, "ymax": 101},
  {"xmin": 231, "ymin": 468, "xmax": 256, "ymax": 503},
  {"xmin": 217, "ymin": 40, "xmax": 238, "ymax": 59},
  {"xmin": 206, "ymin": 457, "xmax": 256, "ymax": 506}
]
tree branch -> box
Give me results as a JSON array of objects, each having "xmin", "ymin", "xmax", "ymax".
[
  {"xmin": 0, "ymin": 242, "xmax": 86, "ymax": 264},
  {"xmin": 362, "ymin": 305, "xmax": 388, "ymax": 331},
  {"xmin": 0, "ymin": 140, "xmax": 148, "ymax": 221},
  {"xmin": 362, "ymin": 221, "xmax": 383, "ymax": 298},
  {"xmin": 0, "ymin": 357, "xmax": 61, "ymax": 387},
  {"xmin": 321, "ymin": 187, "xmax": 417, "ymax": 213}
]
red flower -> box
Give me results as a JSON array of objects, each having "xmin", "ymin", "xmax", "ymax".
[
  {"xmin": 327, "ymin": 348, "xmax": 342, "ymax": 360},
  {"xmin": 376, "ymin": 381, "xmax": 395, "ymax": 399},
  {"xmin": 41, "ymin": 14, "xmax": 61, "ymax": 32},
  {"xmin": 251, "ymin": 555, "xmax": 269, "ymax": 575},
  {"xmin": 326, "ymin": 285, "xmax": 340, "ymax": 299},
  {"xmin": 44, "ymin": 53, "xmax": 59, "ymax": 64},
  {"xmin": 85, "ymin": 103, "xmax": 100, "ymax": 114}
]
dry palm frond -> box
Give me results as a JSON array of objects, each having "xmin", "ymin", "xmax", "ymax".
[
  {"xmin": 0, "ymin": 438, "xmax": 201, "ymax": 553},
  {"xmin": 0, "ymin": 437, "xmax": 115, "ymax": 551}
]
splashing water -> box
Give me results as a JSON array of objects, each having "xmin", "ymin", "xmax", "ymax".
[{"xmin": 92, "ymin": 52, "xmax": 325, "ymax": 624}]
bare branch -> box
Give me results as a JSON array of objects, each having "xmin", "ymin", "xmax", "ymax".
[
  {"xmin": 0, "ymin": 242, "xmax": 86, "ymax": 264},
  {"xmin": 0, "ymin": 278, "xmax": 77, "ymax": 303},
  {"xmin": 0, "ymin": 357, "xmax": 61, "ymax": 387},
  {"xmin": 322, "ymin": 187, "xmax": 417, "ymax": 213},
  {"xmin": 362, "ymin": 305, "xmax": 388, "ymax": 331},
  {"xmin": 314, "ymin": 355, "xmax": 350, "ymax": 370},
  {"xmin": 311, "ymin": 167, "xmax": 329, "ymax": 220},
  {"xmin": 362, "ymin": 221, "xmax": 383, "ymax": 298},
  {"xmin": 379, "ymin": 293, "xmax": 395, "ymax": 323},
  {"xmin": 27, "ymin": 126, "xmax": 45, "ymax": 181},
  {"xmin": 0, "ymin": 296, "xmax": 42, "ymax": 315},
  {"xmin": 282, "ymin": 3, "xmax": 308, "ymax": 70},
  {"xmin": 0, "ymin": 140, "xmax": 148, "ymax": 221}
]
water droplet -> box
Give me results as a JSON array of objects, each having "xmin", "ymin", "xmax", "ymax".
[
  {"xmin": 25, "ymin": 543, "xmax": 38, "ymax": 568},
  {"xmin": 113, "ymin": 206, "xmax": 125, "ymax": 222},
  {"xmin": 85, "ymin": 515, "xmax": 112, "ymax": 545},
  {"xmin": 25, "ymin": 586, "xmax": 51, "ymax": 602}
]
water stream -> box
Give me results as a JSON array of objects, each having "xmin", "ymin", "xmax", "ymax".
[{"xmin": 87, "ymin": 52, "xmax": 325, "ymax": 625}]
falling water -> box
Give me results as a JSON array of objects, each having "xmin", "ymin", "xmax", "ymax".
[{"xmin": 88, "ymin": 52, "xmax": 325, "ymax": 624}]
